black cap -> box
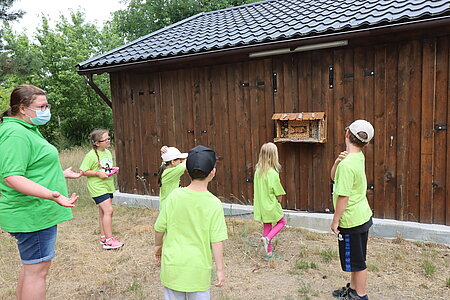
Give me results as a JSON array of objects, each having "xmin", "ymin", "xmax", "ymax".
[{"xmin": 186, "ymin": 145, "xmax": 217, "ymax": 176}]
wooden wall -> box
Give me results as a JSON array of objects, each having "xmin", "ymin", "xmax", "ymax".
[{"xmin": 110, "ymin": 34, "xmax": 450, "ymax": 225}]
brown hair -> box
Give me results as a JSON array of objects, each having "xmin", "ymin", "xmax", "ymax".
[
  {"xmin": 348, "ymin": 130, "xmax": 368, "ymax": 148},
  {"xmin": 1, "ymin": 84, "xmax": 46, "ymax": 122},
  {"xmin": 89, "ymin": 129, "xmax": 109, "ymax": 167}
]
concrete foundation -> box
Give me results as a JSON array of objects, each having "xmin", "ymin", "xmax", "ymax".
[{"xmin": 113, "ymin": 191, "xmax": 450, "ymax": 245}]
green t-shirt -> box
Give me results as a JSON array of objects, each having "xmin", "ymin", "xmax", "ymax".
[
  {"xmin": 159, "ymin": 164, "xmax": 186, "ymax": 207},
  {"xmin": 333, "ymin": 151, "xmax": 373, "ymax": 228},
  {"xmin": 154, "ymin": 187, "xmax": 228, "ymax": 292},
  {"xmin": 253, "ymin": 167, "xmax": 286, "ymax": 223},
  {"xmin": 79, "ymin": 149, "xmax": 116, "ymax": 197},
  {"xmin": 0, "ymin": 117, "xmax": 72, "ymax": 232}
]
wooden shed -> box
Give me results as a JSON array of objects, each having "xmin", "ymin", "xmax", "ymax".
[{"xmin": 78, "ymin": 0, "xmax": 450, "ymax": 225}]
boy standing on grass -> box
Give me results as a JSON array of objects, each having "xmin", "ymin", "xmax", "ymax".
[
  {"xmin": 330, "ymin": 120, "xmax": 374, "ymax": 300},
  {"xmin": 154, "ymin": 145, "xmax": 228, "ymax": 300}
]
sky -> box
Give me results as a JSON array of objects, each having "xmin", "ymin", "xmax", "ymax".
[{"xmin": 10, "ymin": 0, "xmax": 127, "ymax": 36}]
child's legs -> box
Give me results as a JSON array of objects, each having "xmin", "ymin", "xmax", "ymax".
[
  {"xmin": 164, "ymin": 287, "xmax": 210, "ymax": 300},
  {"xmin": 98, "ymin": 208, "xmax": 105, "ymax": 236},
  {"xmin": 338, "ymin": 230, "xmax": 369, "ymax": 296},
  {"xmin": 351, "ymin": 269, "xmax": 367, "ymax": 296},
  {"xmin": 263, "ymin": 223, "xmax": 272, "ymax": 237},
  {"xmin": 263, "ymin": 223, "xmax": 273, "ymax": 253},
  {"xmin": 98, "ymin": 198, "xmax": 114, "ymax": 238},
  {"xmin": 265, "ymin": 216, "xmax": 286, "ymax": 241}
]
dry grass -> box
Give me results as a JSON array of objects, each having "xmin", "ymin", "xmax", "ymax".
[{"xmin": 0, "ymin": 147, "xmax": 449, "ymax": 299}]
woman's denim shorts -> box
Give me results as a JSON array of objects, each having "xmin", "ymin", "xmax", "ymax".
[{"xmin": 9, "ymin": 225, "xmax": 57, "ymax": 265}]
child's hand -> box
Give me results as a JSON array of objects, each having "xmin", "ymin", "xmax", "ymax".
[
  {"xmin": 97, "ymin": 171, "xmax": 109, "ymax": 179},
  {"xmin": 335, "ymin": 151, "xmax": 348, "ymax": 163},
  {"xmin": 50, "ymin": 191, "xmax": 78, "ymax": 207},
  {"xmin": 160, "ymin": 146, "xmax": 168, "ymax": 154},
  {"xmin": 154, "ymin": 245, "xmax": 162, "ymax": 264},
  {"xmin": 330, "ymin": 220, "xmax": 340, "ymax": 235},
  {"xmin": 214, "ymin": 269, "xmax": 225, "ymax": 287}
]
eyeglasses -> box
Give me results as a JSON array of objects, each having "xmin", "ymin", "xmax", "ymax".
[
  {"xmin": 98, "ymin": 138, "xmax": 111, "ymax": 143},
  {"xmin": 29, "ymin": 104, "xmax": 51, "ymax": 111}
]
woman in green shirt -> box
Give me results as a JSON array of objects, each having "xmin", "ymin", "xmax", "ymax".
[{"xmin": 0, "ymin": 85, "xmax": 80, "ymax": 300}]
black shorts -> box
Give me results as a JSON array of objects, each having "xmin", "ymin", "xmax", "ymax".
[
  {"xmin": 92, "ymin": 193, "xmax": 113, "ymax": 205},
  {"xmin": 338, "ymin": 230, "xmax": 369, "ymax": 272}
]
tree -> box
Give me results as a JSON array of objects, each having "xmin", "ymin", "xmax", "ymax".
[
  {"xmin": 0, "ymin": 0, "xmax": 23, "ymax": 23},
  {"xmin": 31, "ymin": 11, "xmax": 123, "ymax": 146},
  {"xmin": 1, "ymin": 10, "xmax": 123, "ymax": 147},
  {"xmin": 110, "ymin": 0, "xmax": 259, "ymax": 42}
]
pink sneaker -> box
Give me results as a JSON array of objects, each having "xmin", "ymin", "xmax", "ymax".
[
  {"xmin": 103, "ymin": 237, "xmax": 124, "ymax": 249},
  {"xmin": 100, "ymin": 237, "xmax": 107, "ymax": 245}
]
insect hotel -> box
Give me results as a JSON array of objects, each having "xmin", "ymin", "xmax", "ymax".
[{"xmin": 272, "ymin": 112, "xmax": 327, "ymax": 143}]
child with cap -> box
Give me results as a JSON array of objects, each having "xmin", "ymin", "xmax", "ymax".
[
  {"xmin": 158, "ymin": 146, "xmax": 188, "ymax": 208},
  {"xmin": 330, "ymin": 120, "xmax": 374, "ymax": 300},
  {"xmin": 153, "ymin": 145, "xmax": 228, "ymax": 300}
]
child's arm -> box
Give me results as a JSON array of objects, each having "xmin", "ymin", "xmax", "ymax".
[
  {"xmin": 154, "ymin": 230, "xmax": 165, "ymax": 264},
  {"xmin": 276, "ymin": 195, "xmax": 283, "ymax": 204},
  {"xmin": 4, "ymin": 175, "xmax": 78, "ymax": 207},
  {"xmin": 330, "ymin": 195, "xmax": 349, "ymax": 234},
  {"xmin": 212, "ymin": 241, "xmax": 225, "ymax": 287},
  {"xmin": 81, "ymin": 170, "xmax": 109, "ymax": 179},
  {"xmin": 330, "ymin": 151, "xmax": 348, "ymax": 180}
]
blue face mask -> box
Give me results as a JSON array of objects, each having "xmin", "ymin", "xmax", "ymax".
[{"xmin": 28, "ymin": 109, "xmax": 51, "ymax": 125}]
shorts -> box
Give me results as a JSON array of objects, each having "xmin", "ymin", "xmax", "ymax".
[
  {"xmin": 338, "ymin": 230, "xmax": 369, "ymax": 272},
  {"xmin": 164, "ymin": 287, "xmax": 210, "ymax": 300},
  {"xmin": 92, "ymin": 193, "xmax": 113, "ymax": 205},
  {"xmin": 9, "ymin": 225, "xmax": 57, "ymax": 265}
]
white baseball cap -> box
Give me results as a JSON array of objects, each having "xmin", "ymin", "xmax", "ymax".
[
  {"xmin": 348, "ymin": 120, "xmax": 374, "ymax": 143},
  {"xmin": 161, "ymin": 147, "xmax": 188, "ymax": 162}
]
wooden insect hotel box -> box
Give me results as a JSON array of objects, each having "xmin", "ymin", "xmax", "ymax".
[{"xmin": 272, "ymin": 112, "xmax": 327, "ymax": 143}]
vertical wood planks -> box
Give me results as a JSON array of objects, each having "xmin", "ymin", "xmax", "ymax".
[
  {"xmin": 384, "ymin": 44, "xmax": 399, "ymax": 220},
  {"xmin": 110, "ymin": 33, "xmax": 450, "ymax": 225},
  {"xmin": 373, "ymin": 45, "xmax": 387, "ymax": 218},
  {"xmin": 420, "ymin": 39, "xmax": 435, "ymax": 223},
  {"xmin": 296, "ymin": 53, "xmax": 313, "ymax": 210},
  {"xmin": 434, "ymin": 37, "xmax": 449, "ymax": 225}
]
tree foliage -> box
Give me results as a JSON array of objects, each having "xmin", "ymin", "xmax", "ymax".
[
  {"xmin": 1, "ymin": 0, "xmax": 257, "ymax": 147},
  {"xmin": 0, "ymin": 0, "xmax": 23, "ymax": 23},
  {"xmin": 0, "ymin": 11, "xmax": 120, "ymax": 147}
]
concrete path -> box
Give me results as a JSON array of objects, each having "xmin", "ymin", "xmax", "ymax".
[{"xmin": 113, "ymin": 191, "xmax": 450, "ymax": 245}]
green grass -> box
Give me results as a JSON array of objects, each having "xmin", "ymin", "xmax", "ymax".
[
  {"xmin": 319, "ymin": 247, "xmax": 338, "ymax": 262},
  {"xmin": 304, "ymin": 231, "xmax": 323, "ymax": 241},
  {"xmin": 367, "ymin": 263, "xmax": 380, "ymax": 272},
  {"xmin": 297, "ymin": 282, "xmax": 312, "ymax": 296},
  {"xmin": 422, "ymin": 259, "xmax": 436, "ymax": 276},
  {"xmin": 446, "ymin": 277, "xmax": 450, "ymax": 288},
  {"xmin": 297, "ymin": 281, "xmax": 318, "ymax": 299},
  {"xmin": 127, "ymin": 280, "xmax": 141, "ymax": 293},
  {"xmin": 290, "ymin": 259, "xmax": 316, "ymax": 275}
]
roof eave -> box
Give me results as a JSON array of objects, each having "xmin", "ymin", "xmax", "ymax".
[{"xmin": 78, "ymin": 16, "xmax": 450, "ymax": 75}]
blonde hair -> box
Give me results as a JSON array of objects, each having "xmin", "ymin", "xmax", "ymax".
[{"xmin": 255, "ymin": 142, "xmax": 281, "ymax": 174}]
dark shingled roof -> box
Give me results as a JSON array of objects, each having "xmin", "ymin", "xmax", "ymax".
[{"xmin": 78, "ymin": 0, "xmax": 450, "ymax": 71}]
